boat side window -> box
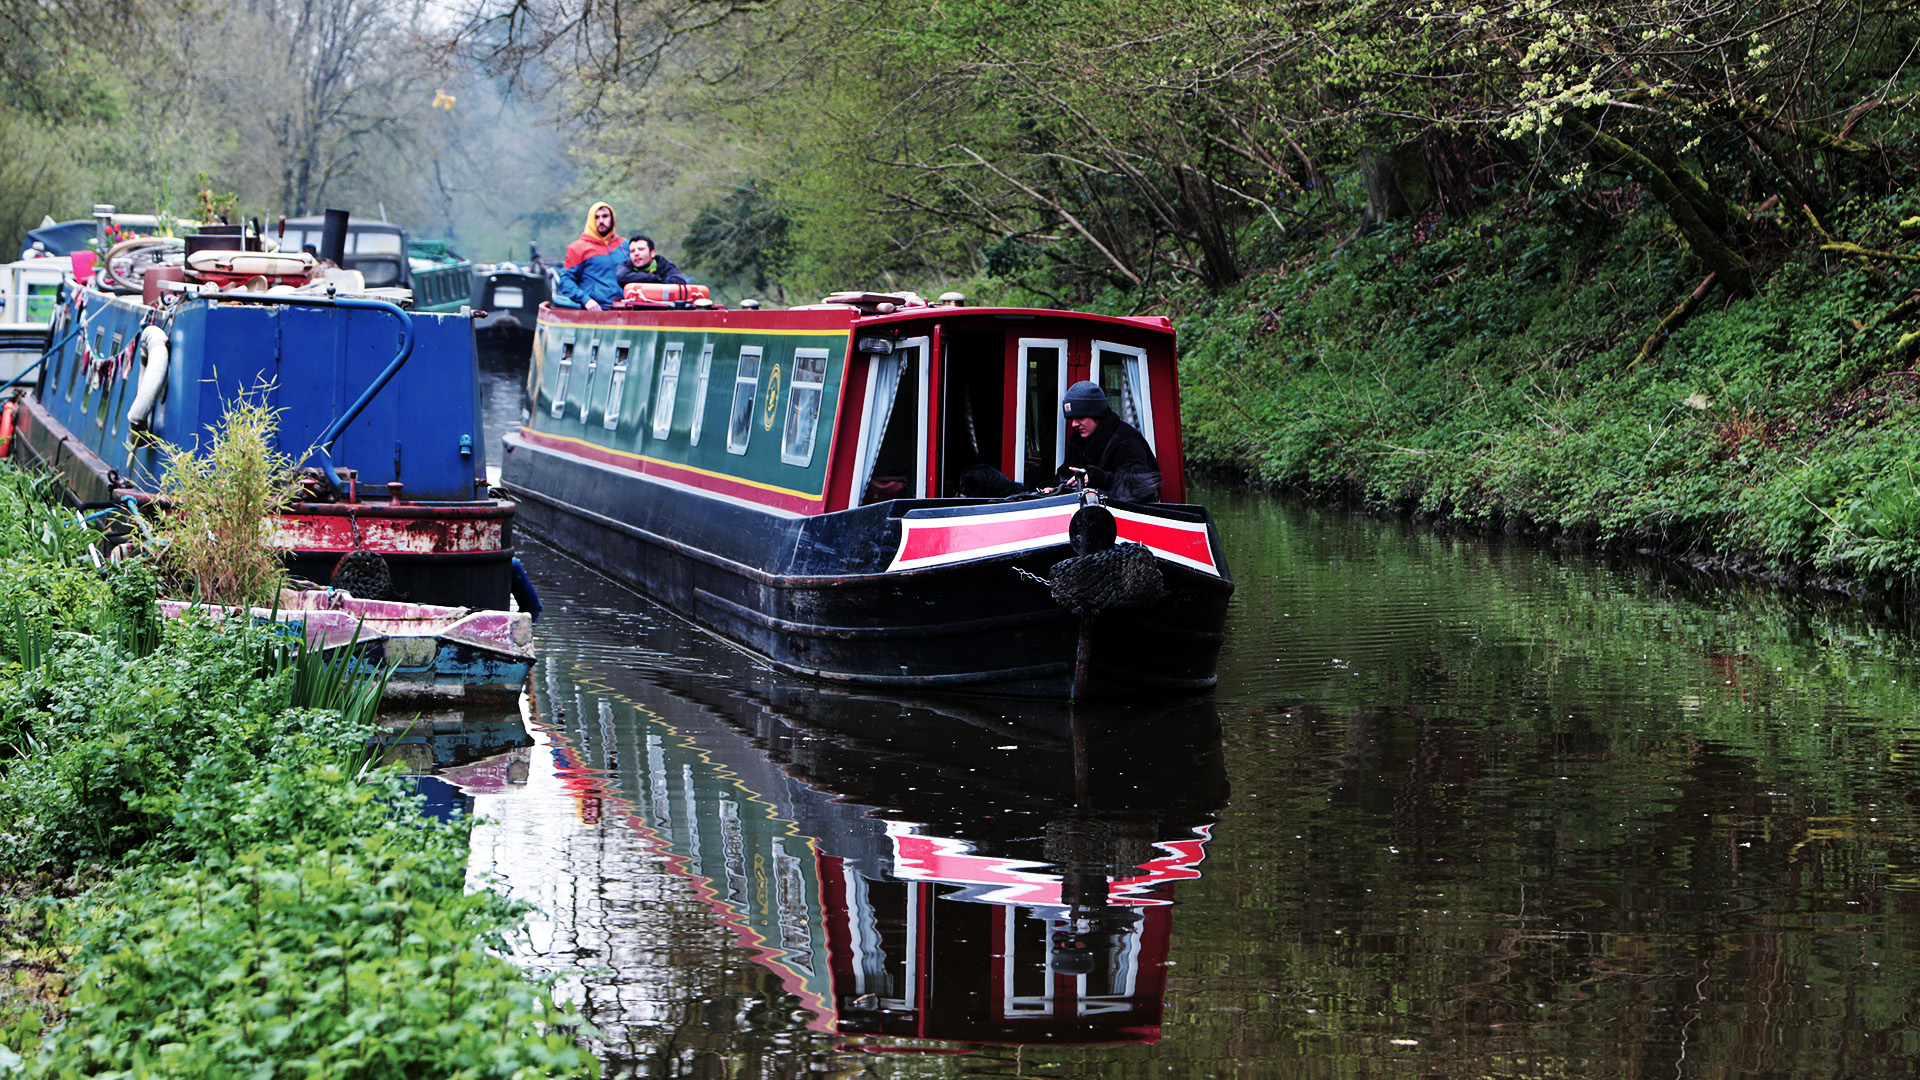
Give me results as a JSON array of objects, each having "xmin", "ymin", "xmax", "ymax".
[
  {"xmin": 1092, "ymin": 340, "xmax": 1155, "ymax": 453},
  {"xmin": 781, "ymin": 348, "xmax": 829, "ymax": 466},
  {"xmin": 355, "ymin": 231, "xmax": 403, "ymax": 255},
  {"xmin": 552, "ymin": 338, "xmax": 575, "ymax": 419},
  {"xmin": 581, "ymin": 341, "xmax": 600, "ymax": 426},
  {"xmin": 605, "ymin": 343, "xmax": 630, "ymax": 431},
  {"xmin": 652, "ymin": 343, "xmax": 683, "ymax": 440},
  {"xmin": 1015, "ymin": 338, "xmax": 1069, "ymax": 485},
  {"xmin": 689, "ymin": 344, "xmax": 714, "ymax": 445},
  {"xmin": 727, "ymin": 346, "xmax": 763, "ymax": 455}
]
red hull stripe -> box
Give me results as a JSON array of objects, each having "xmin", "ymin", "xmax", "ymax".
[
  {"xmin": 890, "ymin": 504, "xmax": 1220, "ymax": 576},
  {"xmin": 271, "ymin": 513, "xmax": 506, "ymax": 555},
  {"xmin": 886, "ymin": 820, "xmax": 1208, "ymax": 909},
  {"xmin": 889, "ymin": 505, "xmax": 1079, "ymax": 571},
  {"xmin": 1110, "ymin": 508, "xmax": 1219, "ymax": 575}
]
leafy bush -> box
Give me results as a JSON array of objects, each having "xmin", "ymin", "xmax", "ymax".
[
  {"xmin": 0, "ymin": 448, "xmax": 598, "ymax": 1074},
  {"xmin": 0, "ymin": 613, "xmax": 381, "ymax": 875},
  {"xmin": 21, "ymin": 767, "xmax": 596, "ymax": 1079},
  {"xmin": 150, "ymin": 391, "xmax": 303, "ymax": 608}
]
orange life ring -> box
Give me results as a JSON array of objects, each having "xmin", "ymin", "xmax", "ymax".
[
  {"xmin": 0, "ymin": 400, "xmax": 17, "ymax": 458},
  {"xmin": 621, "ymin": 282, "xmax": 711, "ymax": 303}
]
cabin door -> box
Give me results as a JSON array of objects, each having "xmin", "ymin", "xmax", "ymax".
[{"xmin": 850, "ymin": 336, "xmax": 930, "ymax": 505}]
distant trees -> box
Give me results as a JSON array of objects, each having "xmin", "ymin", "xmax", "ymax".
[
  {"xmin": 0, "ymin": 0, "xmax": 485, "ymax": 252},
  {"xmin": 454, "ymin": 0, "xmax": 1920, "ymax": 296},
  {"xmin": 211, "ymin": 0, "xmax": 437, "ymax": 217}
]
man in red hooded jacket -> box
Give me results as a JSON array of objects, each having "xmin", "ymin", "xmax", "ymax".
[{"xmin": 559, "ymin": 201, "xmax": 626, "ymax": 309}]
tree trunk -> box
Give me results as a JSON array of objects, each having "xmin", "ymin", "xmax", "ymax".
[
  {"xmin": 1360, "ymin": 144, "xmax": 1431, "ymax": 233},
  {"xmin": 1568, "ymin": 117, "xmax": 1754, "ymax": 295}
]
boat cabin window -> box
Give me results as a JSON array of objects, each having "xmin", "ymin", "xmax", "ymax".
[
  {"xmin": 552, "ymin": 340, "xmax": 574, "ymax": 419},
  {"xmin": 1092, "ymin": 340, "xmax": 1155, "ymax": 453},
  {"xmin": 355, "ymin": 230, "xmax": 402, "ymax": 254},
  {"xmin": 652, "ymin": 343, "xmax": 683, "ymax": 440},
  {"xmin": 581, "ymin": 342, "xmax": 600, "ymax": 427},
  {"xmin": 277, "ymin": 223, "xmax": 407, "ymax": 286},
  {"xmin": 689, "ymin": 345, "xmax": 714, "ymax": 445},
  {"xmin": 727, "ymin": 346, "xmax": 763, "ymax": 455},
  {"xmin": 491, "ymin": 284, "xmax": 524, "ymax": 309},
  {"xmin": 781, "ymin": 349, "xmax": 829, "ymax": 466},
  {"xmin": 605, "ymin": 343, "xmax": 630, "ymax": 431},
  {"xmin": 1016, "ymin": 338, "xmax": 1069, "ymax": 485}
]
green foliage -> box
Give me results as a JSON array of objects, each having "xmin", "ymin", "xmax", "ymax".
[
  {"xmin": 150, "ymin": 390, "xmax": 303, "ymax": 608},
  {"xmin": 0, "ymin": 466, "xmax": 96, "ymax": 568},
  {"xmin": 683, "ymin": 179, "xmax": 790, "ymax": 298},
  {"xmin": 0, "ymin": 445, "xmax": 596, "ymax": 1073},
  {"xmin": 1178, "ymin": 192, "xmax": 1920, "ymax": 590},
  {"xmin": 26, "ymin": 767, "xmax": 596, "ymax": 1079},
  {"xmin": 0, "ymin": 614, "xmax": 362, "ymax": 874}
]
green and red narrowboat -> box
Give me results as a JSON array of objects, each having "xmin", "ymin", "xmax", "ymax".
[{"xmin": 500, "ymin": 292, "xmax": 1232, "ymax": 697}]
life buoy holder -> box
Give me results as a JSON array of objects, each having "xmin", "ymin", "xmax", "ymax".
[
  {"xmin": 185, "ymin": 250, "xmax": 317, "ymax": 278},
  {"xmin": 129, "ymin": 325, "xmax": 170, "ymax": 432}
]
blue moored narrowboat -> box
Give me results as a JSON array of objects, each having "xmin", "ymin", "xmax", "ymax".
[{"xmin": 10, "ymin": 235, "xmax": 518, "ymax": 610}]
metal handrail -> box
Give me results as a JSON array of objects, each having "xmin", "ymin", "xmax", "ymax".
[{"xmin": 170, "ymin": 289, "xmax": 416, "ymax": 490}]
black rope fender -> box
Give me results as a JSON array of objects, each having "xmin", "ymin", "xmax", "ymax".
[{"xmin": 1049, "ymin": 540, "xmax": 1164, "ymax": 616}]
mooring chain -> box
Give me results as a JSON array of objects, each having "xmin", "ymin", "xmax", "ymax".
[{"xmin": 1011, "ymin": 564, "xmax": 1053, "ymax": 588}]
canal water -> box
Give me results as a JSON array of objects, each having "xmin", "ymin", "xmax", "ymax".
[{"xmin": 450, "ymin": 367, "xmax": 1920, "ymax": 1076}]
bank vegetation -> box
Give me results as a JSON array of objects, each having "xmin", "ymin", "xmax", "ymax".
[{"xmin": 0, "ymin": 463, "xmax": 593, "ymax": 1075}]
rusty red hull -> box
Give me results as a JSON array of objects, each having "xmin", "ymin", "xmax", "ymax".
[{"xmin": 12, "ymin": 393, "xmax": 517, "ymax": 609}]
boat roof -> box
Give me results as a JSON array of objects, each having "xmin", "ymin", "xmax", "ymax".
[
  {"xmin": 19, "ymin": 214, "xmax": 189, "ymax": 259},
  {"xmin": 546, "ymin": 302, "xmax": 1173, "ymax": 335},
  {"xmin": 279, "ymin": 215, "xmax": 406, "ymax": 234}
]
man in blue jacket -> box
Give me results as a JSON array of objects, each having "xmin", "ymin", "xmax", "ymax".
[{"xmin": 556, "ymin": 201, "xmax": 627, "ymax": 308}]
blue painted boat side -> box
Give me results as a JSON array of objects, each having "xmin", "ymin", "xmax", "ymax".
[{"xmin": 41, "ymin": 293, "xmax": 489, "ymax": 502}]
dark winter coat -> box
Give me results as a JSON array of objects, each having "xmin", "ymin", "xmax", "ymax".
[
  {"xmin": 1060, "ymin": 413, "xmax": 1160, "ymax": 502},
  {"xmin": 616, "ymin": 253, "xmax": 689, "ymax": 287}
]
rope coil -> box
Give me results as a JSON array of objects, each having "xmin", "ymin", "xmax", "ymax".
[{"xmin": 1048, "ymin": 542, "xmax": 1164, "ymax": 616}]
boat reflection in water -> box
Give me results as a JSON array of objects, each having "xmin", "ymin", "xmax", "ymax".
[
  {"xmin": 463, "ymin": 642, "xmax": 1225, "ymax": 1062},
  {"xmin": 379, "ymin": 706, "xmax": 535, "ymax": 823}
]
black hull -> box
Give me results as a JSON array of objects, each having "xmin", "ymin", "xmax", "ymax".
[
  {"xmin": 474, "ymin": 322, "xmax": 533, "ymax": 367},
  {"xmin": 502, "ymin": 434, "xmax": 1231, "ymax": 698},
  {"xmin": 282, "ymin": 547, "xmax": 515, "ymax": 611}
]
